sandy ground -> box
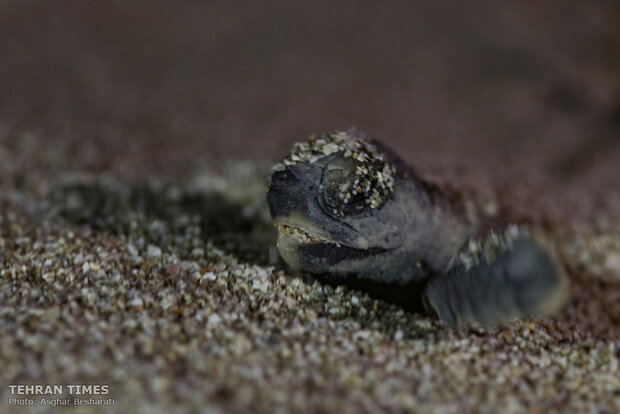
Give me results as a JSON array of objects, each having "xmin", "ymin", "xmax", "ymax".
[{"xmin": 1, "ymin": 1, "xmax": 619, "ymax": 413}]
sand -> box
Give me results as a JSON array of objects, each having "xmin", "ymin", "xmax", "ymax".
[{"xmin": 0, "ymin": 152, "xmax": 618, "ymax": 413}]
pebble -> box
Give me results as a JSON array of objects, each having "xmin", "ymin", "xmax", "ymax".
[{"xmin": 147, "ymin": 245, "xmax": 162, "ymax": 258}]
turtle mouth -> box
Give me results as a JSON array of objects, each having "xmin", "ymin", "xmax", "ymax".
[
  {"xmin": 277, "ymin": 224, "xmax": 334, "ymax": 244},
  {"xmin": 273, "ymin": 212, "xmax": 371, "ymax": 250},
  {"xmin": 273, "ymin": 216, "xmax": 391, "ymax": 271}
]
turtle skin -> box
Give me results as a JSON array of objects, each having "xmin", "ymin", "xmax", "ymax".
[{"xmin": 267, "ymin": 130, "xmax": 568, "ymax": 326}]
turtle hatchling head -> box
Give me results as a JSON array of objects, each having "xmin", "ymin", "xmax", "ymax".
[{"xmin": 267, "ymin": 130, "xmax": 409, "ymax": 276}]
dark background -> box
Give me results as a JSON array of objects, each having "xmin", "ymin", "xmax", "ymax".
[{"xmin": 0, "ymin": 0, "xmax": 619, "ymax": 220}]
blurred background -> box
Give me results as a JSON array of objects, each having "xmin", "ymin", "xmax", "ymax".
[{"xmin": 0, "ymin": 0, "xmax": 619, "ymax": 216}]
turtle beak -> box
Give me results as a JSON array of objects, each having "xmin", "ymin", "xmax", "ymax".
[{"xmin": 267, "ymin": 164, "xmax": 316, "ymax": 219}]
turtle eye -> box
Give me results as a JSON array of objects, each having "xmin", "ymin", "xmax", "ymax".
[
  {"xmin": 319, "ymin": 154, "xmax": 393, "ymax": 216},
  {"xmin": 320, "ymin": 157, "xmax": 366, "ymax": 216}
]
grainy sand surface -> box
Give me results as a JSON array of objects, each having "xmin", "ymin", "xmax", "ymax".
[
  {"xmin": 0, "ymin": 156, "xmax": 618, "ymax": 413},
  {"xmin": 1, "ymin": 1, "xmax": 619, "ymax": 413}
]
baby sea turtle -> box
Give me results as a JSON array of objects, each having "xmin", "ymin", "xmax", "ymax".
[{"xmin": 267, "ymin": 130, "xmax": 569, "ymax": 326}]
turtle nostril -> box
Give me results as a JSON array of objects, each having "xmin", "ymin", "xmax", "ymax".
[{"xmin": 270, "ymin": 169, "xmax": 297, "ymax": 189}]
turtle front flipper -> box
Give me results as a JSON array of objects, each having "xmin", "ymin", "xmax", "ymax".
[{"xmin": 422, "ymin": 228, "xmax": 569, "ymax": 326}]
